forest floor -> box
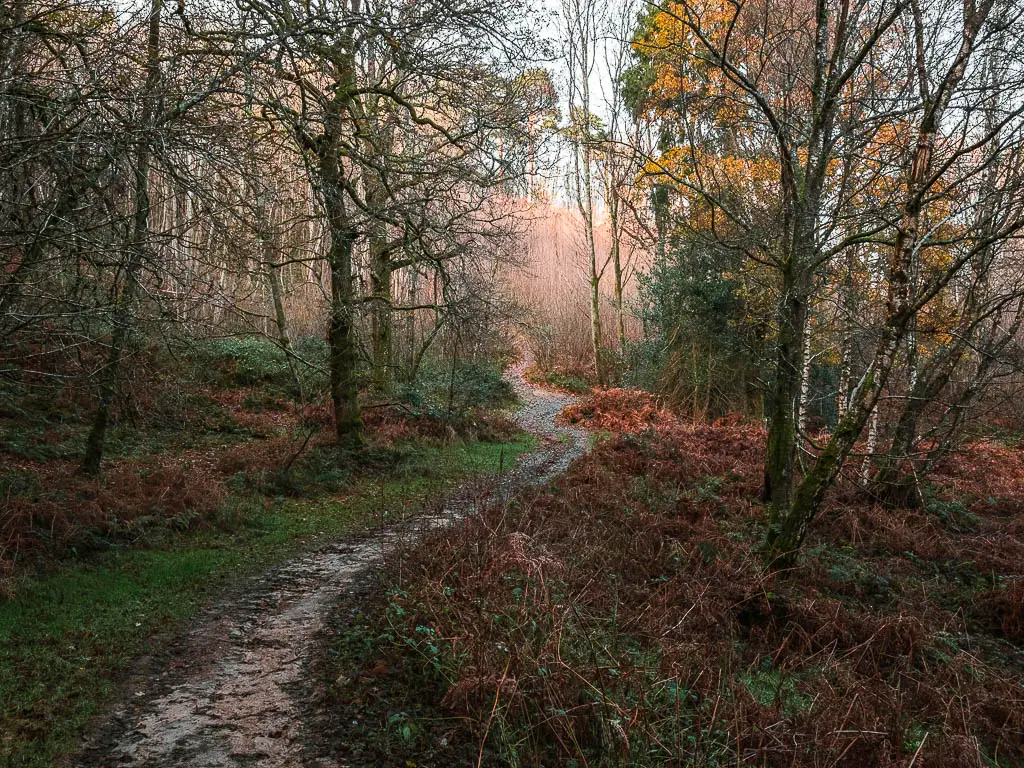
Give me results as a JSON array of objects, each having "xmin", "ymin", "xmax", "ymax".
[
  {"xmin": 69, "ymin": 365, "xmax": 587, "ymax": 767},
  {"xmin": 312, "ymin": 388, "xmax": 1024, "ymax": 768}
]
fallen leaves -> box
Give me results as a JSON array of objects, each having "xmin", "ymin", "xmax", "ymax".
[{"xmin": 556, "ymin": 387, "xmax": 673, "ymax": 432}]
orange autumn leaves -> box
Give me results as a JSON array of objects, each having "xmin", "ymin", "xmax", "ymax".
[
  {"xmin": 636, "ymin": 1, "xmax": 735, "ymax": 118},
  {"xmin": 557, "ymin": 388, "xmax": 671, "ymax": 432},
  {"xmin": 632, "ymin": 0, "xmax": 787, "ymax": 232}
]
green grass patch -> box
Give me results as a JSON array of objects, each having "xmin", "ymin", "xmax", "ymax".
[
  {"xmin": 0, "ymin": 434, "xmax": 536, "ymax": 768},
  {"xmin": 0, "ymin": 547, "xmax": 243, "ymax": 765}
]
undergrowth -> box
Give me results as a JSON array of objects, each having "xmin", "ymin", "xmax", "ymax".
[
  {"xmin": 522, "ymin": 364, "xmax": 592, "ymax": 395},
  {"xmin": 325, "ymin": 394, "xmax": 1024, "ymax": 767},
  {"xmin": 0, "ymin": 338, "xmax": 523, "ymax": 580}
]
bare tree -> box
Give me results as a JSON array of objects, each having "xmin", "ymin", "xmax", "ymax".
[
  {"xmin": 634, "ymin": 0, "xmax": 1024, "ymax": 564},
  {"xmin": 81, "ymin": 0, "xmax": 164, "ymax": 475},
  {"xmin": 563, "ymin": 0, "xmax": 607, "ymax": 385}
]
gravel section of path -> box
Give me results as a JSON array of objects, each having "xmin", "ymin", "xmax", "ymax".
[{"xmin": 76, "ymin": 367, "xmax": 587, "ymax": 768}]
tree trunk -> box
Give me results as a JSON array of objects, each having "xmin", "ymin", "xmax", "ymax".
[
  {"xmin": 0, "ymin": 0, "xmax": 25, "ymax": 139},
  {"xmin": 837, "ymin": 346, "xmax": 851, "ymax": 420},
  {"xmin": 765, "ymin": 326, "xmax": 901, "ymax": 565},
  {"xmin": 576, "ymin": 138, "xmax": 604, "ymax": 385},
  {"xmin": 404, "ymin": 263, "xmax": 419, "ymax": 382},
  {"xmin": 871, "ymin": 301, "xmax": 995, "ymax": 503},
  {"xmin": 797, "ymin": 321, "xmax": 813, "ymax": 437},
  {"xmin": 608, "ymin": 173, "xmax": 626, "ymax": 350},
  {"xmin": 772, "ymin": 370, "xmax": 884, "ymax": 562},
  {"xmin": 82, "ymin": 0, "xmax": 161, "ymax": 476},
  {"xmin": 327, "ymin": 225, "xmax": 362, "ymax": 445},
  {"xmin": 762, "ymin": 258, "xmax": 809, "ymax": 532},
  {"xmin": 589, "ymin": 268, "xmax": 603, "ymax": 385},
  {"xmin": 318, "ymin": 99, "xmax": 362, "ymax": 445},
  {"xmin": 652, "ymin": 184, "xmax": 669, "ymax": 264},
  {"xmin": 264, "ymin": 236, "xmax": 303, "ymax": 400},
  {"xmin": 861, "ymin": 405, "xmax": 880, "ymax": 485},
  {"xmin": 567, "ymin": 0, "xmax": 605, "ymax": 387},
  {"xmin": 368, "ymin": 205, "xmax": 392, "ymax": 393},
  {"xmin": 837, "ymin": 278, "xmax": 853, "ymax": 421},
  {"xmin": 360, "ymin": 53, "xmax": 393, "ymax": 394}
]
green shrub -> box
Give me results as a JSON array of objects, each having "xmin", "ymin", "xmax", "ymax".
[
  {"xmin": 193, "ymin": 335, "xmax": 329, "ymax": 396},
  {"xmin": 630, "ymin": 239, "xmax": 766, "ymax": 417},
  {"xmin": 535, "ymin": 368, "xmax": 591, "ymax": 394},
  {"xmin": 925, "ymin": 495, "xmax": 978, "ymax": 533},
  {"xmin": 291, "ymin": 335, "xmax": 331, "ymax": 394},
  {"xmin": 399, "ymin": 360, "xmax": 517, "ymax": 420},
  {"xmin": 622, "ymin": 337, "xmax": 666, "ymax": 393},
  {"xmin": 195, "ymin": 337, "xmax": 290, "ymax": 387}
]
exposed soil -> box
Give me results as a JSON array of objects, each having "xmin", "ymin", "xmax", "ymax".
[{"xmin": 75, "ymin": 366, "xmax": 586, "ymax": 767}]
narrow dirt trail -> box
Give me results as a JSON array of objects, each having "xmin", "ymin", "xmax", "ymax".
[{"xmin": 78, "ymin": 368, "xmax": 586, "ymax": 767}]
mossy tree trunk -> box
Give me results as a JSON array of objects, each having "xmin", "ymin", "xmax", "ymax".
[
  {"xmin": 309, "ymin": 46, "xmax": 364, "ymax": 447},
  {"xmin": 367, "ymin": 175, "xmax": 392, "ymax": 393},
  {"xmin": 318, "ymin": 114, "xmax": 363, "ymax": 446},
  {"xmin": 762, "ymin": 253, "xmax": 810, "ymax": 533},
  {"xmin": 327, "ymin": 227, "xmax": 362, "ymax": 446}
]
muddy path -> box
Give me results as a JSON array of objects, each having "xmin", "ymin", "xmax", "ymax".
[{"xmin": 76, "ymin": 367, "xmax": 586, "ymax": 767}]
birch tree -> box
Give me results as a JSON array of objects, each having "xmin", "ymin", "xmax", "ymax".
[{"xmin": 632, "ymin": 0, "xmax": 1024, "ymax": 564}]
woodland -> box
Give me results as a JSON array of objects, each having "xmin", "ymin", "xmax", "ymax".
[{"xmin": 1, "ymin": 0, "xmax": 1023, "ymax": 765}]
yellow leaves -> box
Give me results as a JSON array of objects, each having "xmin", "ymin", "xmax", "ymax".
[
  {"xmin": 637, "ymin": 1, "xmax": 736, "ymax": 56},
  {"xmin": 649, "ymin": 145, "xmax": 780, "ymax": 221},
  {"xmin": 634, "ymin": 1, "xmax": 751, "ymax": 125}
]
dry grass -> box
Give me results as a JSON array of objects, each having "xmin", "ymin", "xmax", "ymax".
[
  {"xmin": 557, "ymin": 387, "xmax": 672, "ymax": 432},
  {"xmin": 364, "ymin": 406, "xmax": 1024, "ymax": 767}
]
